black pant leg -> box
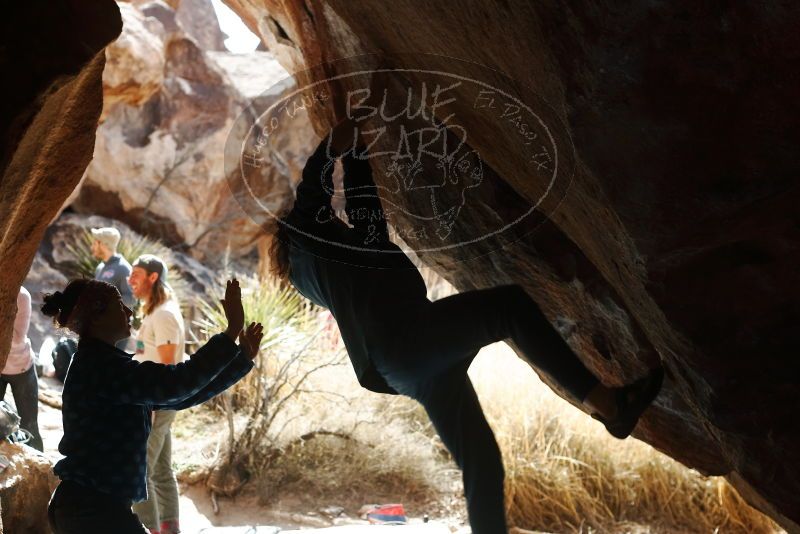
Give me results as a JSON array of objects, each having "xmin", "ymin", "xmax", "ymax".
[
  {"xmin": 414, "ymin": 362, "xmax": 507, "ymax": 534},
  {"xmin": 387, "ymin": 285, "xmax": 598, "ymax": 401},
  {"xmin": 6, "ymin": 365, "xmax": 44, "ymax": 451},
  {"xmin": 487, "ymin": 285, "xmax": 599, "ymax": 400},
  {"xmin": 48, "ymin": 481, "xmax": 147, "ymax": 534}
]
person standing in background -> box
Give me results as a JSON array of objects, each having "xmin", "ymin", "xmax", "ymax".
[
  {"xmin": 128, "ymin": 254, "xmax": 184, "ymax": 534},
  {"xmin": 91, "ymin": 227, "xmax": 135, "ymax": 351},
  {"xmin": 91, "ymin": 227, "xmax": 135, "ymax": 308},
  {"xmin": 1, "ymin": 286, "xmax": 44, "ymax": 451}
]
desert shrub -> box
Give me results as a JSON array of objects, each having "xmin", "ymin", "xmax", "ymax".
[
  {"xmin": 193, "ymin": 275, "xmax": 315, "ymax": 412},
  {"xmin": 193, "ymin": 275, "xmax": 358, "ymax": 492},
  {"xmin": 255, "ymin": 429, "xmax": 448, "ymax": 509}
]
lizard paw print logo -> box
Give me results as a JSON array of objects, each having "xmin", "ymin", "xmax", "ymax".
[
  {"xmin": 431, "ymin": 148, "xmax": 484, "ymax": 240},
  {"xmin": 381, "ymin": 145, "xmax": 484, "ymax": 241}
]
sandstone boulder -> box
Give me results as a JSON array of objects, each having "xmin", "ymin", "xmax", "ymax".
[
  {"xmin": 175, "ymin": 0, "xmax": 228, "ymax": 51},
  {"xmin": 0, "ymin": 442, "xmax": 58, "ymax": 534},
  {"xmin": 67, "ymin": 1, "xmax": 314, "ymax": 265},
  {"xmin": 123, "ymin": 0, "xmax": 228, "ymax": 51}
]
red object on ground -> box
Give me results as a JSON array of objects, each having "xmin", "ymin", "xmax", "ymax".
[{"xmin": 366, "ymin": 503, "xmax": 407, "ymax": 524}]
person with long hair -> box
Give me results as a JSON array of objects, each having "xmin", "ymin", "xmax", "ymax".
[
  {"xmin": 128, "ymin": 255, "xmax": 184, "ymax": 534},
  {"xmin": 270, "ymin": 116, "xmax": 663, "ymax": 534},
  {"xmin": 43, "ymin": 277, "xmax": 262, "ymax": 533}
]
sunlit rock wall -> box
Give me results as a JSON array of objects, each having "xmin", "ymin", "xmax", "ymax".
[{"xmin": 67, "ymin": 0, "xmax": 314, "ymax": 264}]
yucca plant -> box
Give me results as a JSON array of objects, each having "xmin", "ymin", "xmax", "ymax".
[
  {"xmin": 194, "ymin": 276, "xmax": 306, "ymax": 346},
  {"xmin": 192, "ymin": 274, "xmax": 314, "ymax": 411}
]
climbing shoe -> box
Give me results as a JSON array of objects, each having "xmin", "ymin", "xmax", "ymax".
[{"xmin": 593, "ymin": 367, "xmax": 664, "ymax": 439}]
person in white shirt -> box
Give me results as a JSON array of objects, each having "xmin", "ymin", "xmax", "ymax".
[
  {"xmin": 128, "ymin": 255, "xmax": 183, "ymax": 534},
  {"xmin": 1, "ymin": 286, "xmax": 44, "ymax": 451}
]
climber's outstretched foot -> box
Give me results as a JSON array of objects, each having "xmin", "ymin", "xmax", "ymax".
[{"xmin": 593, "ymin": 367, "xmax": 664, "ymax": 439}]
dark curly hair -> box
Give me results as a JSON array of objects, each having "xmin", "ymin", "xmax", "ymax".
[
  {"xmin": 265, "ymin": 211, "xmax": 292, "ymax": 282},
  {"xmin": 41, "ymin": 279, "xmax": 118, "ymax": 337}
]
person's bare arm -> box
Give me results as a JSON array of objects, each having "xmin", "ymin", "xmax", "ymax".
[
  {"xmin": 331, "ymin": 65, "xmax": 392, "ymax": 154},
  {"xmin": 13, "ymin": 289, "xmax": 32, "ymax": 344}
]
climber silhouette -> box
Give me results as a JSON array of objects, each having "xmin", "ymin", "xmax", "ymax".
[{"xmin": 269, "ymin": 117, "xmax": 663, "ymax": 534}]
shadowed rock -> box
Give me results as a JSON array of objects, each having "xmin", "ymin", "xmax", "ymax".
[
  {"xmin": 0, "ymin": 442, "xmax": 58, "ymax": 533},
  {"xmin": 0, "ymin": 0, "xmax": 122, "ymax": 375},
  {"xmin": 219, "ymin": 1, "xmax": 800, "ymax": 529}
]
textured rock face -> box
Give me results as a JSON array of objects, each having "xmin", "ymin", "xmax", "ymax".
[
  {"xmin": 0, "ymin": 1, "xmax": 122, "ymax": 371},
  {"xmin": 222, "ymin": 1, "xmax": 800, "ymax": 529},
  {"xmin": 0, "ymin": 442, "xmax": 58, "ymax": 534},
  {"xmin": 175, "ymin": 0, "xmax": 228, "ymax": 51},
  {"xmin": 124, "ymin": 0, "xmax": 227, "ymax": 51},
  {"xmin": 68, "ymin": 1, "xmax": 314, "ymax": 264}
]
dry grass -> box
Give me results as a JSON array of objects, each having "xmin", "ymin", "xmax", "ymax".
[
  {"xmin": 237, "ymin": 380, "xmax": 464, "ymax": 527},
  {"xmin": 175, "ymin": 322, "xmax": 455, "ymax": 516},
  {"xmin": 471, "ymin": 343, "xmax": 781, "ymax": 534}
]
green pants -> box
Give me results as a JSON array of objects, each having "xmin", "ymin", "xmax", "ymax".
[{"xmin": 133, "ymin": 410, "xmax": 179, "ymax": 531}]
